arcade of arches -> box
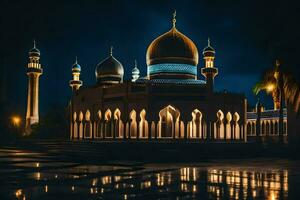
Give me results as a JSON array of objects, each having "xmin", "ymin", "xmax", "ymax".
[{"xmin": 71, "ymin": 105, "xmax": 246, "ymax": 141}]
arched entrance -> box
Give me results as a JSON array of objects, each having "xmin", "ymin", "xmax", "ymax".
[
  {"xmin": 215, "ymin": 110, "xmax": 225, "ymax": 139},
  {"xmin": 159, "ymin": 105, "xmax": 180, "ymax": 138},
  {"xmin": 114, "ymin": 109, "xmax": 122, "ymax": 138},
  {"xmin": 84, "ymin": 110, "xmax": 92, "ymax": 138},
  {"xmin": 104, "ymin": 109, "xmax": 112, "ymax": 138},
  {"xmin": 191, "ymin": 109, "xmax": 202, "ymax": 138},
  {"xmin": 225, "ymin": 112, "xmax": 232, "ymax": 139},
  {"xmin": 96, "ymin": 110, "xmax": 103, "ymax": 138},
  {"xmin": 139, "ymin": 109, "xmax": 148, "ymax": 138},
  {"xmin": 129, "ymin": 110, "xmax": 137, "ymax": 138}
]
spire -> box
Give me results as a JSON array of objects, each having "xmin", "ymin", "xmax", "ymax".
[
  {"xmin": 75, "ymin": 56, "xmax": 78, "ymax": 64},
  {"xmin": 110, "ymin": 46, "xmax": 113, "ymax": 56},
  {"xmin": 134, "ymin": 59, "xmax": 137, "ymax": 68},
  {"xmin": 207, "ymin": 38, "xmax": 211, "ymax": 47},
  {"xmin": 172, "ymin": 10, "xmax": 177, "ymax": 28},
  {"xmin": 33, "ymin": 39, "xmax": 36, "ymax": 48}
]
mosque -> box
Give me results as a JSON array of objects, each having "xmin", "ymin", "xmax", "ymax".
[
  {"xmin": 24, "ymin": 12, "xmax": 287, "ymax": 142},
  {"xmin": 68, "ymin": 12, "xmax": 248, "ymax": 141}
]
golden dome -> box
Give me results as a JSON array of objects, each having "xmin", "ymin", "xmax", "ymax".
[{"xmin": 146, "ymin": 27, "xmax": 199, "ymax": 66}]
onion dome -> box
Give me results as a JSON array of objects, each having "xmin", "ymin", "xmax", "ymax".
[
  {"xmin": 72, "ymin": 57, "xmax": 81, "ymax": 72},
  {"xmin": 146, "ymin": 11, "xmax": 199, "ymax": 80},
  {"xmin": 203, "ymin": 38, "xmax": 215, "ymax": 57},
  {"xmin": 95, "ymin": 47, "xmax": 124, "ymax": 85},
  {"xmin": 29, "ymin": 40, "xmax": 40, "ymax": 57}
]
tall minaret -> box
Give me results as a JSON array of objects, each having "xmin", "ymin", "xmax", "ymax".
[
  {"xmin": 69, "ymin": 57, "xmax": 82, "ymax": 92},
  {"xmin": 201, "ymin": 38, "xmax": 218, "ymax": 93},
  {"xmin": 131, "ymin": 60, "xmax": 140, "ymax": 82},
  {"xmin": 25, "ymin": 40, "xmax": 43, "ymax": 132}
]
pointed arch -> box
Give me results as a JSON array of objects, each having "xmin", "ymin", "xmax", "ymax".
[
  {"xmin": 104, "ymin": 109, "xmax": 112, "ymax": 138},
  {"xmin": 72, "ymin": 112, "xmax": 78, "ymax": 139},
  {"xmin": 226, "ymin": 112, "xmax": 232, "ymax": 139},
  {"xmin": 96, "ymin": 110, "xmax": 103, "ymax": 138},
  {"xmin": 233, "ymin": 112, "xmax": 240, "ymax": 139},
  {"xmin": 247, "ymin": 122, "xmax": 251, "ymax": 136},
  {"xmin": 215, "ymin": 110, "xmax": 225, "ymax": 139},
  {"xmin": 113, "ymin": 108, "xmax": 123, "ymax": 138},
  {"xmin": 139, "ymin": 109, "xmax": 148, "ymax": 138},
  {"xmin": 129, "ymin": 110, "xmax": 137, "ymax": 138},
  {"xmin": 79, "ymin": 111, "xmax": 84, "ymax": 139},
  {"xmin": 159, "ymin": 105, "xmax": 180, "ymax": 138},
  {"xmin": 105, "ymin": 109, "xmax": 112, "ymax": 120},
  {"xmin": 191, "ymin": 109, "xmax": 203, "ymax": 139},
  {"xmin": 84, "ymin": 110, "xmax": 92, "ymax": 138}
]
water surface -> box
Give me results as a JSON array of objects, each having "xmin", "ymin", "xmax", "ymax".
[{"xmin": 0, "ymin": 147, "xmax": 298, "ymax": 200}]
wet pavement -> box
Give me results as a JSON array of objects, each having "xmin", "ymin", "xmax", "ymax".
[{"xmin": 0, "ymin": 145, "xmax": 299, "ymax": 200}]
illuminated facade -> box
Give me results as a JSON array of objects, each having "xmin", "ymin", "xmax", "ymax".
[
  {"xmin": 247, "ymin": 100, "xmax": 288, "ymax": 142},
  {"xmin": 69, "ymin": 13, "xmax": 248, "ymax": 141},
  {"xmin": 25, "ymin": 41, "xmax": 43, "ymax": 133}
]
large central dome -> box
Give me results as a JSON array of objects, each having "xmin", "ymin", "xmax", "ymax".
[
  {"xmin": 146, "ymin": 27, "xmax": 198, "ymax": 66},
  {"xmin": 146, "ymin": 14, "xmax": 199, "ymax": 80}
]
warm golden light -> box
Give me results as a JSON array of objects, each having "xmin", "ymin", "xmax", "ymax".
[
  {"xmin": 11, "ymin": 116, "xmax": 21, "ymax": 127},
  {"xmin": 15, "ymin": 189, "xmax": 22, "ymax": 197},
  {"xmin": 266, "ymin": 83, "xmax": 275, "ymax": 92}
]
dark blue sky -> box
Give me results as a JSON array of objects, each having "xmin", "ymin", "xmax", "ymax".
[{"xmin": 1, "ymin": 0, "xmax": 300, "ymax": 115}]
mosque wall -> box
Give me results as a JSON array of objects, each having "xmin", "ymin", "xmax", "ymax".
[{"xmin": 70, "ymin": 83, "xmax": 246, "ymax": 141}]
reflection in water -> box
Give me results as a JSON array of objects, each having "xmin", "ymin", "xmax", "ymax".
[
  {"xmin": 206, "ymin": 169, "xmax": 288, "ymax": 200},
  {"xmin": 13, "ymin": 166, "xmax": 289, "ymax": 199}
]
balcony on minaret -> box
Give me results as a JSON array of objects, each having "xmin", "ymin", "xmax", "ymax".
[
  {"xmin": 27, "ymin": 65, "xmax": 43, "ymax": 74},
  {"xmin": 201, "ymin": 67, "xmax": 218, "ymax": 77}
]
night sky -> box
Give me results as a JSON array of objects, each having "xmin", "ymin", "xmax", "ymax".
[{"xmin": 1, "ymin": 0, "xmax": 300, "ymax": 116}]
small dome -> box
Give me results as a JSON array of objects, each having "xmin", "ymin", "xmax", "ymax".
[
  {"xmin": 146, "ymin": 27, "xmax": 198, "ymax": 66},
  {"xmin": 203, "ymin": 39, "xmax": 215, "ymax": 57},
  {"xmin": 95, "ymin": 50, "xmax": 124, "ymax": 85},
  {"xmin": 132, "ymin": 67, "xmax": 140, "ymax": 75},
  {"xmin": 72, "ymin": 57, "xmax": 81, "ymax": 71},
  {"xmin": 72, "ymin": 62, "xmax": 81, "ymax": 72},
  {"xmin": 132, "ymin": 60, "xmax": 140, "ymax": 75}
]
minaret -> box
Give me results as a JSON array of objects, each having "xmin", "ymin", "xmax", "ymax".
[
  {"xmin": 201, "ymin": 38, "xmax": 218, "ymax": 93},
  {"xmin": 131, "ymin": 60, "xmax": 140, "ymax": 82},
  {"xmin": 25, "ymin": 40, "xmax": 43, "ymax": 132},
  {"xmin": 69, "ymin": 57, "xmax": 83, "ymax": 92}
]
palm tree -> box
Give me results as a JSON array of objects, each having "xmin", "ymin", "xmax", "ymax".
[{"xmin": 253, "ymin": 60, "xmax": 300, "ymax": 144}]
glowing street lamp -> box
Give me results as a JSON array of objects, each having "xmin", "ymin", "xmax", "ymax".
[{"xmin": 11, "ymin": 116, "xmax": 21, "ymax": 127}]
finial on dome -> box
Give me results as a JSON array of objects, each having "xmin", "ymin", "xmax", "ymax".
[
  {"xmin": 208, "ymin": 38, "xmax": 211, "ymax": 47},
  {"xmin": 134, "ymin": 59, "xmax": 137, "ymax": 68},
  {"xmin": 75, "ymin": 56, "xmax": 78, "ymax": 64},
  {"xmin": 33, "ymin": 39, "xmax": 36, "ymax": 48},
  {"xmin": 110, "ymin": 46, "xmax": 113, "ymax": 56},
  {"xmin": 172, "ymin": 10, "xmax": 177, "ymax": 28}
]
